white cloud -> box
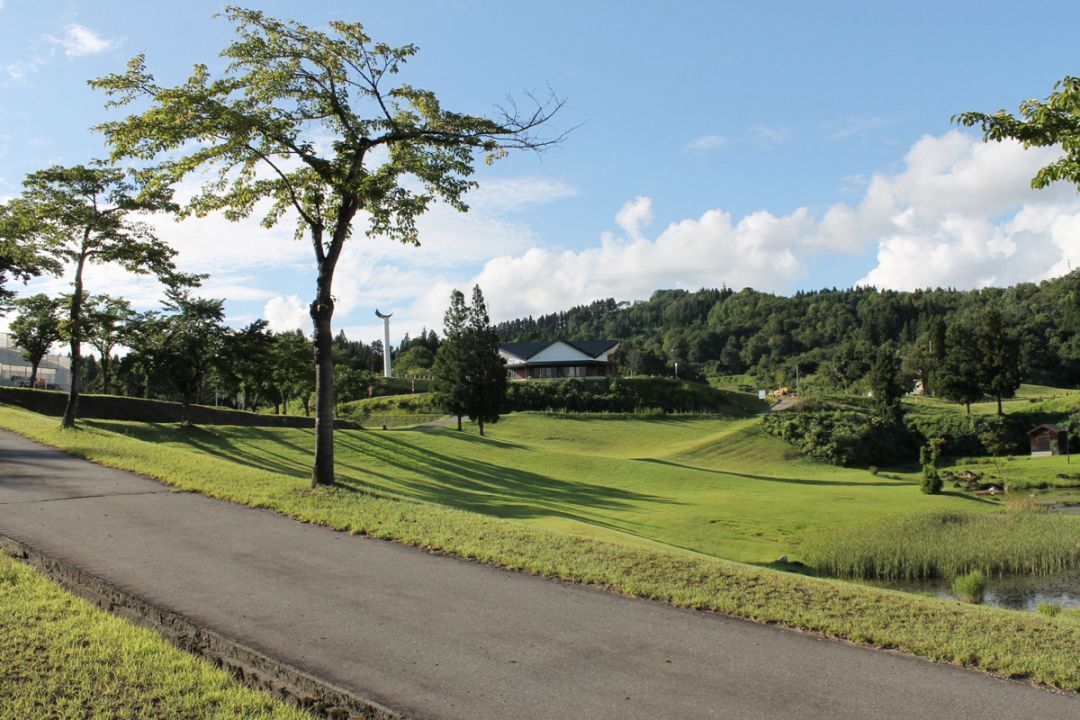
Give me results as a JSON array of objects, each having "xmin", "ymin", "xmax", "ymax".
[
  {"xmin": 683, "ymin": 135, "xmax": 729, "ymax": 153},
  {"xmin": 52, "ymin": 24, "xmax": 116, "ymax": 58},
  {"xmin": 854, "ymin": 132, "xmax": 1079, "ymax": 290},
  {"xmin": 264, "ymin": 295, "xmax": 310, "ymax": 334},
  {"xmin": 747, "ymin": 124, "xmax": 793, "ymax": 148},
  {"xmin": 824, "ymin": 115, "xmax": 901, "ymax": 141}
]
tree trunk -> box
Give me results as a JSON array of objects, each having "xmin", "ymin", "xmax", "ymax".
[
  {"xmin": 965, "ymin": 402, "xmax": 971, "ymax": 417},
  {"xmin": 996, "ymin": 395, "xmax": 1003, "ymax": 416},
  {"xmin": 180, "ymin": 390, "xmax": 193, "ymax": 428},
  {"xmin": 310, "ymin": 286, "xmax": 335, "ymax": 487},
  {"xmin": 456, "ymin": 414, "xmax": 462, "ymax": 431},
  {"xmin": 61, "ymin": 252, "xmax": 88, "ymax": 429},
  {"xmin": 29, "ymin": 361, "xmax": 39, "ymax": 389},
  {"xmin": 478, "ymin": 418, "xmax": 485, "ymax": 437},
  {"xmin": 100, "ymin": 349, "xmax": 112, "ymax": 395}
]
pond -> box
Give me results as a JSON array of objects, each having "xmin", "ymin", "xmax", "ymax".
[{"xmin": 878, "ymin": 569, "xmax": 1080, "ymax": 611}]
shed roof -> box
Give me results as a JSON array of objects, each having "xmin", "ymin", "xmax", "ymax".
[{"xmin": 1027, "ymin": 423, "xmax": 1068, "ymax": 435}]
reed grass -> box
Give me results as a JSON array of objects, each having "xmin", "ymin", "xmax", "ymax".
[{"xmin": 801, "ymin": 511, "xmax": 1080, "ymax": 580}]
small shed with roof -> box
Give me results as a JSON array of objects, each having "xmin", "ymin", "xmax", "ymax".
[
  {"xmin": 499, "ymin": 340, "xmax": 620, "ymax": 381},
  {"xmin": 1028, "ymin": 424, "xmax": 1069, "ymax": 456}
]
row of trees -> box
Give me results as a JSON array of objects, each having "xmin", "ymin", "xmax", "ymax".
[{"xmin": 496, "ymin": 275, "xmax": 1077, "ymax": 410}]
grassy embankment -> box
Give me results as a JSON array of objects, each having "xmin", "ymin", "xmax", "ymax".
[
  {"xmin": 0, "ymin": 554, "xmax": 307, "ymax": 719},
  {"xmin": 4, "ymin": 404, "xmax": 1080, "ymax": 690}
]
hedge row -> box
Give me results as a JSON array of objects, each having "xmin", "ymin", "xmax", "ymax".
[
  {"xmin": 0, "ymin": 387, "xmax": 360, "ymax": 429},
  {"xmin": 506, "ymin": 377, "xmax": 762, "ymax": 415}
]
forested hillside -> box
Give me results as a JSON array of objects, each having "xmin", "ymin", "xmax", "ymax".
[{"xmin": 494, "ymin": 272, "xmax": 1080, "ymax": 390}]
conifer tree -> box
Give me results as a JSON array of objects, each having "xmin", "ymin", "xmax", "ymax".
[
  {"xmin": 433, "ymin": 290, "xmax": 470, "ymax": 431},
  {"xmin": 465, "ymin": 286, "xmax": 507, "ymax": 437}
]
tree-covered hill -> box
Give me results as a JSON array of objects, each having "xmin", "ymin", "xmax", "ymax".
[{"xmin": 493, "ymin": 272, "xmax": 1080, "ymax": 390}]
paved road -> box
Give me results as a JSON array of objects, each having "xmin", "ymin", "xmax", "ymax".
[{"xmin": 1, "ymin": 429, "xmax": 1077, "ymax": 719}]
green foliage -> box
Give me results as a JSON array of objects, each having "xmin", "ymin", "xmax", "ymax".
[
  {"xmin": 160, "ymin": 289, "xmax": 226, "ymax": 426},
  {"xmin": 919, "ymin": 438, "xmax": 944, "ymax": 495},
  {"xmin": 6, "ymin": 164, "xmax": 181, "ymax": 427},
  {"xmin": 84, "ymin": 294, "xmax": 134, "ymax": 395},
  {"xmin": 509, "ymin": 377, "xmax": 761, "ymax": 415},
  {"xmin": 495, "ymin": 277, "xmax": 1080, "ymax": 393},
  {"xmin": 801, "ymin": 512, "xmax": 1080, "ymax": 581},
  {"xmin": 952, "ymin": 571, "xmax": 987, "ymax": 604},
  {"xmin": 954, "ymin": 75, "xmax": 1080, "ymax": 192},
  {"xmin": 9, "ymin": 293, "xmax": 62, "ymax": 387},
  {"xmin": 761, "ymin": 403, "xmax": 915, "ymax": 467},
  {"xmin": 0, "ymin": 203, "xmax": 61, "ymax": 311}
]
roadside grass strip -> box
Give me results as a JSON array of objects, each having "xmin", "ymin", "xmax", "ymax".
[
  {"xmin": 3, "ymin": 406, "xmax": 1080, "ymax": 691},
  {"xmin": 0, "ymin": 554, "xmax": 309, "ymax": 720}
]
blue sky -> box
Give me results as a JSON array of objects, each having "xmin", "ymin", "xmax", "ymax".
[{"xmin": 2, "ymin": 0, "xmax": 1079, "ymax": 345}]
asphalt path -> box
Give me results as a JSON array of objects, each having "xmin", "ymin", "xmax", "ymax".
[{"xmin": 1, "ymin": 429, "xmax": 1077, "ymax": 719}]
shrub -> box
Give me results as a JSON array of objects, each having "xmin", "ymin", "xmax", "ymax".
[
  {"xmin": 952, "ymin": 571, "xmax": 986, "ymax": 604},
  {"xmin": 762, "ymin": 405, "xmax": 916, "ymax": 467},
  {"xmin": 868, "ymin": 465, "xmax": 879, "ymax": 476},
  {"xmin": 505, "ymin": 377, "xmax": 760, "ymax": 415}
]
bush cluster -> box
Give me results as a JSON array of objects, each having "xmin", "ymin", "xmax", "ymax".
[{"xmin": 761, "ymin": 405, "xmax": 916, "ymax": 467}]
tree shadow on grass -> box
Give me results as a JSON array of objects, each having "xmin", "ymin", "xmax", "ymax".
[
  {"xmin": 632, "ymin": 457, "xmax": 912, "ymax": 488},
  {"xmin": 89, "ymin": 421, "xmax": 314, "ymax": 479},
  {"xmin": 332, "ymin": 430, "xmax": 678, "ymax": 522}
]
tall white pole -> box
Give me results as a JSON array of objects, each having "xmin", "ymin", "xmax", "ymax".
[{"xmin": 376, "ymin": 309, "xmax": 393, "ymax": 378}]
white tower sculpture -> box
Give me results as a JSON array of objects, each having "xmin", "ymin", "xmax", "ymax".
[{"xmin": 375, "ymin": 309, "xmax": 393, "ymax": 378}]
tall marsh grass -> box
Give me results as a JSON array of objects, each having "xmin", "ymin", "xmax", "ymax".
[{"xmin": 801, "ymin": 511, "xmax": 1080, "ymax": 581}]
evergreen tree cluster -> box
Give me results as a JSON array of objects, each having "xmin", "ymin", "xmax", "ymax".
[{"xmin": 433, "ymin": 286, "xmax": 507, "ymax": 436}]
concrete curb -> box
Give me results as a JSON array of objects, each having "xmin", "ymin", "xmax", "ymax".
[{"xmin": 0, "ymin": 533, "xmax": 405, "ymax": 720}]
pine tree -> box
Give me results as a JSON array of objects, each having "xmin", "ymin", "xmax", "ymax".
[
  {"xmin": 433, "ymin": 290, "xmax": 470, "ymax": 431},
  {"xmin": 465, "ymin": 286, "xmax": 508, "ymax": 437},
  {"xmin": 933, "ymin": 323, "xmax": 983, "ymax": 416},
  {"xmin": 977, "ymin": 306, "xmax": 1020, "ymax": 415}
]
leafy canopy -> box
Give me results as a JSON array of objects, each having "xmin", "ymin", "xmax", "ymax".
[
  {"xmin": 90, "ymin": 6, "xmax": 565, "ymax": 254},
  {"xmin": 954, "ymin": 75, "xmax": 1080, "ymax": 191}
]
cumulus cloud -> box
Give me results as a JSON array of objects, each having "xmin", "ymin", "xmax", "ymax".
[
  {"xmin": 264, "ymin": 295, "xmax": 310, "ymax": 334},
  {"xmin": 410, "ymin": 131, "xmax": 1080, "ymax": 326},
  {"xmin": 854, "ymin": 132, "xmax": 1079, "ymax": 289},
  {"xmin": 52, "ymin": 24, "xmax": 116, "ymax": 57}
]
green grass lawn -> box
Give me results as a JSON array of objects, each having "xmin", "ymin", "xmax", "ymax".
[
  {"xmin": 5, "ymin": 403, "xmax": 1080, "ymax": 690},
  {"xmin": 31, "ymin": 410, "xmax": 996, "ymax": 564},
  {"xmin": 0, "ymin": 554, "xmax": 308, "ymax": 720}
]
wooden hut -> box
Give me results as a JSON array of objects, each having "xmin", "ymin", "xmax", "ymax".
[{"xmin": 1028, "ymin": 424, "xmax": 1069, "ymax": 456}]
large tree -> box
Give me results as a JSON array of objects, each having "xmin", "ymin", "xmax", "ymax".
[
  {"xmin": 91, "ymin": 7, "xmax": 564, "ymax": 485},
  {"xmin": 9, "ymin": 294, "xmax": 62, "ymax": 389},
  {"xmin": 954, "ymin": 75, "xmax": 1080, "ymax": 192},
  {"xmin": 977, "ymin": 305, "xmax": 1020, "ymax": 416},
  {"xmin": 85, "ymin": 294, "xmax": 134, "ymax": 395},
  {"xmin": 0, "ymin": 204, "xmax": 61, "ymax": 313},
  {"xmin": 9, "ymin": 165, "xmax": 178, "ymax": 428},
  {"xmin": 933, "ymin": 323, "xmax": 983, "ymax": 416}
]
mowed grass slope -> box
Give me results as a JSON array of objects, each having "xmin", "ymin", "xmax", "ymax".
[
  {"xmin": 5, "ymin": 405, "xmax": 1080, "ymax": 689},
  {"xmin": 17, "ymin": 409, "xmax": 994, "ymax": 563}
]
